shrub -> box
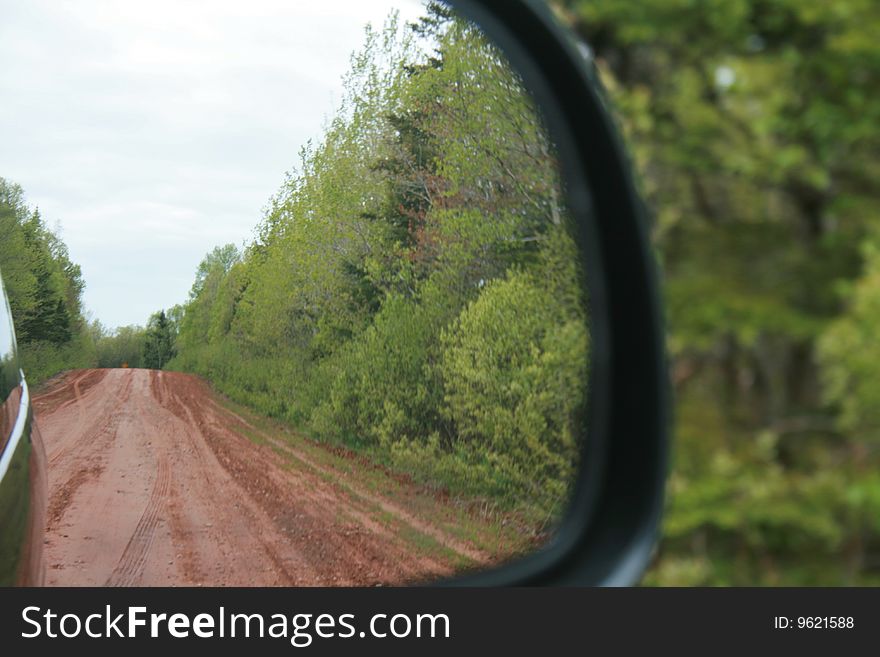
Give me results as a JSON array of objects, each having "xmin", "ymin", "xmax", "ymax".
[{"xmin": 439, "ymin": 269, "xmax": 588, "ymax": 504}]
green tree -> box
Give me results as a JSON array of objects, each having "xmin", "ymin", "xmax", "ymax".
[
  {"xmin": 551, "ymin": 0, "xmax": 880, "ymax": 584},
  {"xmin": 0, "ymin": 177, "xmax": 94, "ymax": 383},
  {"xmin": 168, "ymin": 4, "xmax": 589, "ymax": 521},
  {"xmin": 93, "ymin": 322, "xmax": 147, "ymax": 369},
  {"xmin": 142, "ymin": 311, "xmax": 175, "ymax": 370},
  {"xmin": 440, "ymin": 265, "xmax": 588, "ymax": 508}
]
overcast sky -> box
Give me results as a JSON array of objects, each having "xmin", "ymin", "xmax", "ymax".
[{"xmin": 0, "ymin": 0, "xmax": 426, "ymax": 330}]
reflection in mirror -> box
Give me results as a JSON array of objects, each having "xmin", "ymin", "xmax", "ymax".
[
  {"xmin": 0, "ymin": 285, "xmax": 21, "ymax": 452},
  {"xmin": 0, "ymin": 1, "xmax": 589, "ymax": 585}
]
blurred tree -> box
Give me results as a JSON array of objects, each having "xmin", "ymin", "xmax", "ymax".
[{"xmin": 551, "ymin": 0, "xmax": 880, "ymax": 584}]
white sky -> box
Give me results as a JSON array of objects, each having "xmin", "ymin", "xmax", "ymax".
[{"xmin": 0, "ymin": 0, "xmax": 427, "ymax": 330}]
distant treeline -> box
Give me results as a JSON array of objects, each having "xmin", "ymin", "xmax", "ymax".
[
  {"xmin": 1, "ymin": 176, "xmax": 181, "ymax": 382},
  {"xmin": 167, "ymin": 5, "xmax": 589, "ymax": 521},
  {"xmin": 90, "ymin": 308, "xmax": 180, "ymax": 371}
]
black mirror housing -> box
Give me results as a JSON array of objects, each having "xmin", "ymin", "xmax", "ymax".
[{"xmin": 446, "ymin": 0, "xmax": 669, "ymax": 586}]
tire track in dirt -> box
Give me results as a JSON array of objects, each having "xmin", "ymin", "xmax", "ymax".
[
  {"xmin": 45, "ymin": 371, "xmax": 130, "ymax": 468},
  {"xmin": 30, "ymin": 372, "xmax": 82, "ymax": 409},
  {"xmin": 105, "ymin": 455, "xmax": 170, "ymax": 586},
  {"xmin": 36, "ymin": 368, "xmax": 496, "ymax": 586},
  {"xmin": 204, "ymin": 397, "xmax": 490, "ymax": 564},
  {"xmin": 46, "ymin": 457, "xmax": 107, "ymax": 530},
  {"xmin": 160, "ymin": 379, "xmax": 415, "ymax": 584},
  {"xmin": 153, "ymin": 372, "xmax": 305, "ymax": 584},
  {"xmin": 35, "ymin": 369, "xmax": 109, "ymax": 417},
  {"xmin": 43, "ymin": 372, "xmax": 137, "ymax": 541}
]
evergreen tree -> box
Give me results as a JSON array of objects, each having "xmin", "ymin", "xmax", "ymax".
[{"xmin": 142, "ymin": 310, "xmax": 175, "ymax": 370}]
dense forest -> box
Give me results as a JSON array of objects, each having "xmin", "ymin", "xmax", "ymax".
[
  {"xmin": 167, "ymin": 6, "xmax": 589, "ymax": 524},
  {"xmin": 551, "ymin": 0, "xmax": 880, "ymax": 584}
]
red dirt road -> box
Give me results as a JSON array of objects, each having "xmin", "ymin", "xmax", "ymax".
[{"xmin": 34, "ymin": 368, "xmax": 490, "ymax": 586}]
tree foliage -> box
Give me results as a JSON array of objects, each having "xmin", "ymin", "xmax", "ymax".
[
  {"xmin": 169, "ymin": 4, "xmax": 589, "ymax": 522},
  {"xmin": 552, "ymin": 0, "xmax": 880, "ymax": 584},
  {"xmin": 91, "ymin": 321, "xmax": 146, "ymax": 369},
  {"xmin": 142, "ymin": 310, "xmax": 177, "ymax": 370},
  {"xmin": 0, "ymin": 177, "xmax": 94, "ymax": 383}
]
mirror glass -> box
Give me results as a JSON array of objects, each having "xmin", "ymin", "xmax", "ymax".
[
  {"xmin": 0, "ymin": 291, "xmax": 20, "ymax": 457},
  {"xmin": 0, "ymin": 0, "xmax": 591, "ymax": 585}
]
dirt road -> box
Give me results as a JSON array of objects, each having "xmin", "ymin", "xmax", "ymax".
[{"xmin": 34, "ymin": 368, "xmax": 495, "ymax": 586}]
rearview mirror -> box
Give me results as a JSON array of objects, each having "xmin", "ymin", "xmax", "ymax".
[{"xmin": 0, "ymin": 0, "xmax": 666, "ymax": 586}]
